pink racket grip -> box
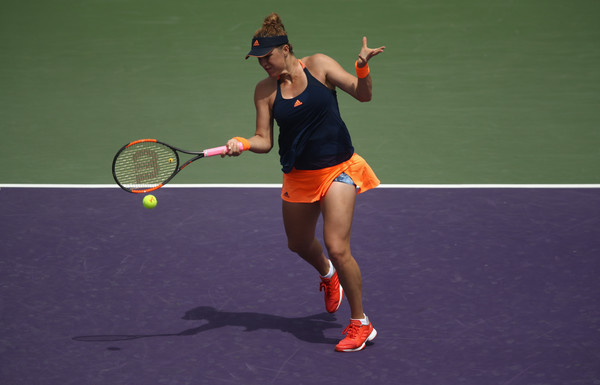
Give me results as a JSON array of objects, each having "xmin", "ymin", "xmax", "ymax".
[{"xmin": 203, "ymin": 142, "xmax": 244, "ymax": 157}]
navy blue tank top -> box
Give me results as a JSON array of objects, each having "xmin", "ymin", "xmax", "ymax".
[{"xmin": 274, "ymin": 65, "xmax": 354, "ymax": 173}]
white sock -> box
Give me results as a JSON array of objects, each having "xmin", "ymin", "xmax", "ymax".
[
  {"xmin": 320, "ymin": 259, "xmax": 335, "ymax": 279},
  {"xmin": 351, "ymin": 314, "xmax": 370, "ymax": 326}
]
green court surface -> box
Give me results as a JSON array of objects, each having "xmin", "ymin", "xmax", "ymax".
[{"xmin": 1, "ymin": 0, "xmax": 599, "ymax": 184}]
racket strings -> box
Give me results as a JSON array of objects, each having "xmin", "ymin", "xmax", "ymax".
[{"xmin": 113, "ymin": 142, "xmax": 177, "ymax": 189}]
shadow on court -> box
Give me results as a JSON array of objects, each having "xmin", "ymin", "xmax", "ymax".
[
  {"xmin": 1, "ymin": 187, "xmax": 599, "ymax": 385},
  {"xmin": 73, "ymin": 308, "xmax": 342, "ymax": 344}
]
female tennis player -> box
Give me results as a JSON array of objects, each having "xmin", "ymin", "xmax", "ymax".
[{"xmin": 224, "ymin": 13, "xmax": 385, "ymax": 352}]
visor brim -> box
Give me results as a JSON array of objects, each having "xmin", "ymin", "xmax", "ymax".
[
  {"xmin": 245, "ymin": 35, "xmax": 289, "ymax": 60},
  {"xmin": 245, "ymin": 47, "xmax": 276, "ymax": 60}
]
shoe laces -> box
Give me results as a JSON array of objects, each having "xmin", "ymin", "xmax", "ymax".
[
  {"xmin": 342, "ymin": 320, "xmax": 362, "ymax": 339},
  {"xmin": 320, "ymin": 278, "xmax": 331, "ymax": 293}
]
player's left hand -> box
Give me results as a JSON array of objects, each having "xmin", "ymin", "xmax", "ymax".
[{"xmin": 357, "ymin": 37, "xmax": 385, "ymax": 67}]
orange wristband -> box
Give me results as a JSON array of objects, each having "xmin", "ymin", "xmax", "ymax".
[
  {"xmin": 232, "ymin": 136, "xmax": 251, "ymax": 151},
  {"xmin": 355, "ymin": 61, "xmax": 370, "ymax": 79}
]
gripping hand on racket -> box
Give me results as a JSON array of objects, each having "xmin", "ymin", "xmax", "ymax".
[{"xmin": 222, "ymin": 136, "xmax": 252, "ymax": 157}]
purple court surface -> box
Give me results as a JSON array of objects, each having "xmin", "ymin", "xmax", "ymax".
[{"xmin": 1, "ymin": 186, "xmax": 599, "ymax": 385}]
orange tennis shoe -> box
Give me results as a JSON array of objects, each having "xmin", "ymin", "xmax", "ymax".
[
  {"xmin": 335, "ymin": 316, "xmax": 377, "ymax": 352},
  {"xmin": 320, "ymin": 271, "xmax": 343, "ymax": 313}
]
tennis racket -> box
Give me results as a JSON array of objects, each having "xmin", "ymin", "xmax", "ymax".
[{"xmin": 112, "ymin": 139, "xmax": 246, "ymax": 193}]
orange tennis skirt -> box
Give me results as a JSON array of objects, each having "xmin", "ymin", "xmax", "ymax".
[{"xmin": 281, "ymin": 153, "xmax": 380, "ymax": 203}]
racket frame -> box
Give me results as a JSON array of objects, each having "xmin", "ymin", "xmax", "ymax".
[{"xmin": 112, "ymin": 139, "xmax": 234, "ymax": 194}]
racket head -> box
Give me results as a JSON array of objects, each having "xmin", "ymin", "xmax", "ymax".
[{"xmin": 112, "ymin": 139, "xmax": 180, "ymax": 193}]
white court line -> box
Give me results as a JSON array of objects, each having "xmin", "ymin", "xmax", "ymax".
[
  {"xmin": 0, "ymin": 184, "xmax": 281, "ymax": 189},
  {"xmin": 378, "ymin": 184, "xmax": 600, "ymax": 189},
  {"xmin": 1, "ymin": 184, "xmax": 599, "ymax": 189}
]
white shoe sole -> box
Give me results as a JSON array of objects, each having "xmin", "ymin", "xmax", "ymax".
[
  {"xmin": 332, "ymin": 285, "xmax": 344, "ymax": 313},
  {"xmin": 336, "ymin": 327, "xmax": 377, "ymax": 352}
]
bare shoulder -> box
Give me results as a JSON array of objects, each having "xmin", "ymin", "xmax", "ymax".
[
  {"xmin": 254, "ymin": 77, "xmax": 277, "ymax": 102},
  {"xmin": 302, "ymin": 53, "xmax": 348, "ymax": 89},
  {"xmin": 302, "ymin": 53, "xmax": 339, "ymax": 73},
  {"xmin": 256, "ymin": 76, "xmax": 277, "ymax": 93},
  {"xmin": 302, "ymin": 54, "xmax": 341, "ymax": 87},
  {"xmin": 302, "ymin": 53, "xmax": 336, "ymax": 66}
]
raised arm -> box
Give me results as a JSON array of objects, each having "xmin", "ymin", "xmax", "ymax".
[{"xmin": 318, "ymin": 37, "xmax": 385, "ymax": 102}]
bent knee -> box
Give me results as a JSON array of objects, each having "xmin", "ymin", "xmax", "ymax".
[
  {"xmin": 287, "ymin": 237, "xmax": 317, "ymax": 255},
  {"xmin": 325, "ymin": 243, "xmax": 352, "ymax": 263},
  {"xmin": 287, "ymin": 241, "xmax": 304, "ymax": 254}
]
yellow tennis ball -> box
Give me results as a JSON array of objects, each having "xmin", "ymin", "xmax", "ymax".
[{"xmin": 143, "ymin": 194, "xmax": 157, "ymax": 209}]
